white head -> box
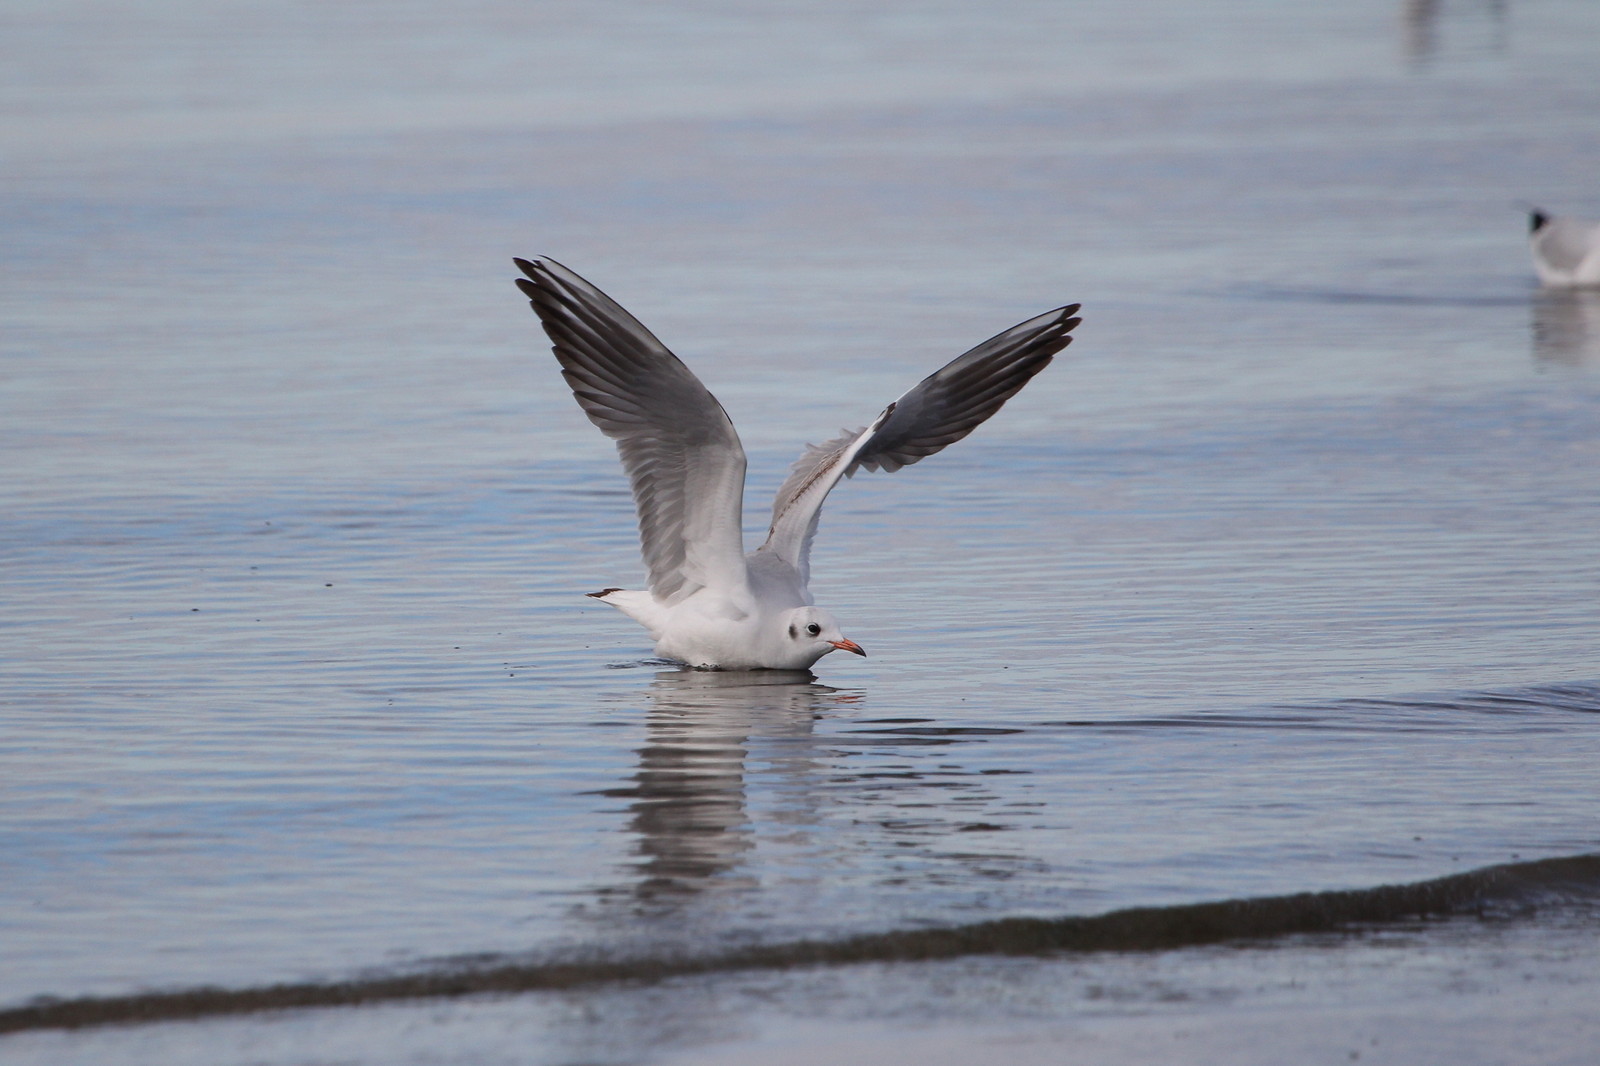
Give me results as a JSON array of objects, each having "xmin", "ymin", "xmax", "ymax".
[{"xmin": 781, "ymin": 606, "xmax": 866, "ymax": 668}]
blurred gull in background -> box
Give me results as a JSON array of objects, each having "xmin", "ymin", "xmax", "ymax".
[{"xmin": 1529, "ymin": 209, "xmax": 1600, "ymax": 288}]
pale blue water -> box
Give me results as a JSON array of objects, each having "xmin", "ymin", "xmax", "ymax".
[{"xmin": 3, "ymin": 0, "xmax": 1600, "ymax": 1062}]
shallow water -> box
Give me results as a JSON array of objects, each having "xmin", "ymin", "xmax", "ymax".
[{"xmin": 4, "ymin": 0, "xmax": 1600, "ymax": 1061}]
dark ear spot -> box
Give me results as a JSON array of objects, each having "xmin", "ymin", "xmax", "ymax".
[{"xmin": 788, "ymin": 624, "xmax": 797, "ymax": 639}]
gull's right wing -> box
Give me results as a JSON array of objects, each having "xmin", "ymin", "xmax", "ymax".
[{"xmin": 515, "ymin": 257, "xmax": 750, "ymax": 604}]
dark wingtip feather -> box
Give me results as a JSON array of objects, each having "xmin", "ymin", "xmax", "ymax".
[{"xmin": 513, "ymin": 257, "xmax": 550, "ymax": 303}]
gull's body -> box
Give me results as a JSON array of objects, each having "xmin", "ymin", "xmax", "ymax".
[
  {"xmin": 515, "ymin": 258, "xmax": 1080, "ymax": 670},
  {"xmin": 1530, "ymin": 210, "xmax": 1600, "ymax": 289}
]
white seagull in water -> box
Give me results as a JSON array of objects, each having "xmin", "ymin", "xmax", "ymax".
[
  {"xmin": 1529, "ymin": 209, "xmax": 1600, "ymax": 288},
  {"xmin": 514, "ymin": 258, "xmax": 1081, "ymax": 670}
]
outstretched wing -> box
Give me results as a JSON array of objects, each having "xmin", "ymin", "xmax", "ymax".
[
  {"xmin": 760, "ymin": 303, "xmax": 1082, "ymax": 584},
  {"xmin": 515, "ymin": 257, "xmax": 749, "ymax": 604}
]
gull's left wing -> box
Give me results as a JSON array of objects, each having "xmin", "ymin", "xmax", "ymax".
[{"xmin": 759, "ymin": 302, "xmax": 1081, "ymax": 584}]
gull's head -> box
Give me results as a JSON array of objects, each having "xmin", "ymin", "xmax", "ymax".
[{"xmin": 784, "ymin": 606, "xmax": 866, "ymax": 664}]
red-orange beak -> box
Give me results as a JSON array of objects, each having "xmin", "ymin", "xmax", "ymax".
[{"xmin": 829, "ymin": 638, "xmax": 867, "ymax": 657}]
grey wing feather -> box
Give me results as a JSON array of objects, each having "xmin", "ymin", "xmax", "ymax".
[
  {"xmin": 762, "ymin": 302, "xmax": 1082, "ymax": 583},
  {"xmin": 514, "ymin": 257, "xmax": 749, "ymax": 603}
]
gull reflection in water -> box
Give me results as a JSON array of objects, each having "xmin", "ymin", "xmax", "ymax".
[
  {"xmin": 603, "ymin": 668, "xmax": 855, "ymax": 908},
  {"xmin": 1401, "ymin": 0, "xmax": 1508, "ymax": 65},
  {"xmin": 1532, "ymin": 289, "xmax": 1600, "ymax": 368}
]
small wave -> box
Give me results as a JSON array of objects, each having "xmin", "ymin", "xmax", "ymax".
[
  {"xmin": 1035, "ymin": 680, "xmax": 1600, "ymax": 735},
  {"xmin": 1214, "ymin": 284, "xmax": 1531, "ymax": 308},
  {"xmin": 603, "ymin": 658, "xmax": 683, "ymax": 670},
  {"xmin": 4, "ymin": 852, "xmax": 1597, "ymax": 1036},
  {"xmin": 1336, "ymin": 680, "xmax": 1600, "ymax": 716}
]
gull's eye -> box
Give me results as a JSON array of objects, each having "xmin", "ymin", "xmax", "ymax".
[{"xmin": 805, "ymin": 623, "xmax": 822, "ymax": 637}]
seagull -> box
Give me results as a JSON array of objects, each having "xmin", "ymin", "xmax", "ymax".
[
  {"xmin": 1529, "ymin": 209, "xmax": 1600, "ymax": 288},
  {"xmin": 514, "ymin": 258, "xmax": 1081, "ymax": 670}
]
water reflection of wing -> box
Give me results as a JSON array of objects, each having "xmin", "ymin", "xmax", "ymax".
[
  {"xmin": 1401, "ymin": 0, "xmax": 1439, "ymax": 61},
  {"xmin": 1532, "ymin": 290, "xmax": 1600, "ymax": 368},
  {"xmin": 612, "ymin": 669, "xmax": 843, "ymax": 905},
  {"xmin": 1401, "ymin": 0, "xmax": 1508, "ymax": 64}
]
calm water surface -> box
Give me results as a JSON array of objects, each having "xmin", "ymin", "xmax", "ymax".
[{"xmin": 3, "ymin": 0, "xmax": 1599, "ymax": 1062}]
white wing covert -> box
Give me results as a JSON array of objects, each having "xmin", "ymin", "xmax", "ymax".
[
  {"xmin": 761, "ymin": 302, "xmax": 1082, "ymax": 584},
  {"xmin": 515, "ymin": 257, "xmax": 750, "ymax": 603}
]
